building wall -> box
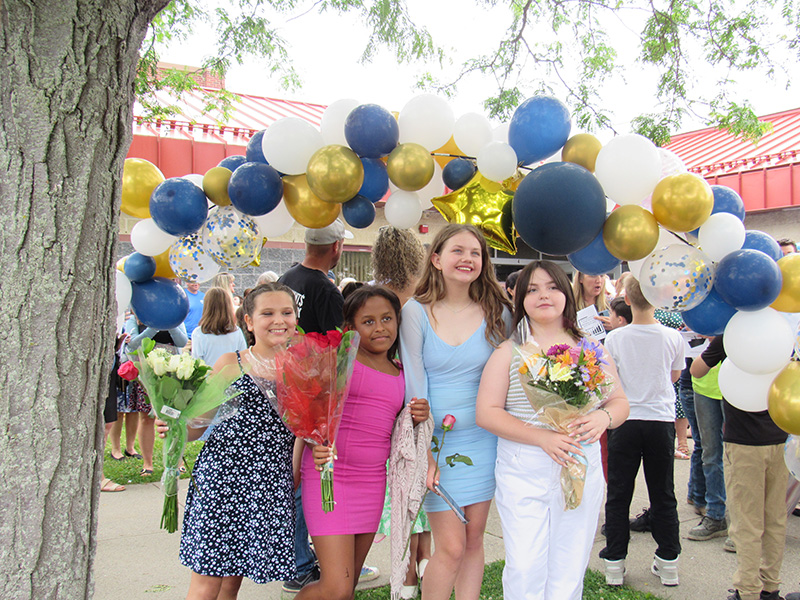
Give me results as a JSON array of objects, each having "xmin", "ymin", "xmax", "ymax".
[{"xmin": 745, "ymin": 208, "xmax": 800, "ymax": 245}]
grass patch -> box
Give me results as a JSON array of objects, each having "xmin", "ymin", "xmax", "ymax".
[
  {"xmin": 355, "ymin": 561, "xmax": 665, "ymax": 600},
  {"xmin": 103, "ymin": 421, "xmax": 204, "ymax": 485}
]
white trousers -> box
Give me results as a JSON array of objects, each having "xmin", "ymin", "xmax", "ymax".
[{"xmin": 494, "ymin": 437, "xmax": 604, "ymax": 600}]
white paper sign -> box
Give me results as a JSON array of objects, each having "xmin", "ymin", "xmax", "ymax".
[{"xmin": 577, "ymin": 305, "xmax": 606, "ymax": 341}]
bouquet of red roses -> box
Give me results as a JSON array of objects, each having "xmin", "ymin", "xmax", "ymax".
[{"xmin": 252, "ymin": 329, "xmax": 359, "ymax": 512}]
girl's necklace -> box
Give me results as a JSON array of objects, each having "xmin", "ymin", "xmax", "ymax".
[{"xmin": 439, "ymin": 299, "xmax": 474, "ymax": 314}]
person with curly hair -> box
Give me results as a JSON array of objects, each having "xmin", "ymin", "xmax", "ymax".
[{"xmin": 372, "ymin": 226, "xmax": 426, "ymax": 307}]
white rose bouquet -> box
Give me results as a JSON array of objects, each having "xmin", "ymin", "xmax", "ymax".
[{"xmin": 132, "ymin": 338, "xmax": 245, "ymax": 532}]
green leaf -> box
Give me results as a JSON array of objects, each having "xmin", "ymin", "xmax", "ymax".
[
  {"xmin": 159, "ymin": 376, "xmax": 181, "ymax": 401},
  {"xmin": 449, "ymin": 454, "xmax": 474, "ymax": 466}
]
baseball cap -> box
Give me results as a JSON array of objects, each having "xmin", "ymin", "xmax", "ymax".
[{"xmin": 304, "ymin": 219, "xmax": 354, "ymax": 245}]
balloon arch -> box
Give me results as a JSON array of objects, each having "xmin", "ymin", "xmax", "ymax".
[{"xmin": 118, "ymin": 93, "xmax": 800, "ymax": 437}]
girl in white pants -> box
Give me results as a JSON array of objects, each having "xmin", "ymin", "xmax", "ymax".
[{"xmin": 477, "ymin": 260, "xmax": 628, "ymax": 600}]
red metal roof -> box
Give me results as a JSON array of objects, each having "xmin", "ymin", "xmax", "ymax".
[
  {"xmin": 128, "ymin": 88, "xmax": 327, "ymax": 178},
  {"xmin": 665, "ymin": 107, "xmax": 800, "ymax": 211}
]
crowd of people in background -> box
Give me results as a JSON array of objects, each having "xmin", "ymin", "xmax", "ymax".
[{"xmin": 100, "ymin": 226, "xmax": 800, "ymax": 600}]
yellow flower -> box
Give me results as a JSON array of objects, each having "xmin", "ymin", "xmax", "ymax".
[
  {"xmin": 519, "ymin": 362, "xmax": 529, "ymax": 375},
  {"xmin": 548, "ymin": 363, "xmax": 572, "ymax": 382}
]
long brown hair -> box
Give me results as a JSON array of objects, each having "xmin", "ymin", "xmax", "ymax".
[
  {"xmin": 199, "ymin": 288, "xmax": 238, "ymax": 335},
  {"xmin": 513, "ymin": 261, "xmax": 583, "ymax": 342},
  {"xmin": 415, "ymin": 224, "xmax": 511, "ymax": 346}
]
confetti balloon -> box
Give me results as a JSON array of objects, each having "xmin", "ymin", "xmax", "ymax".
[
  {"xmin": 169, "ymin": 234, "xmax": 221, "ymax": 284},
  {"xmin": 201, "ymin": 206, "xmax": 261, "ymax": 270},
  {"xmin": 638, "ymin": 244, "xmax": 715, "ymax": 311},
  {"xmin": 785, "ymin": 435, "xmax": 800, "ymax": 481}
]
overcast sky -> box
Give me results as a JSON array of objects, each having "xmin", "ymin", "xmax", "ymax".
[{"xmin": 160, "ymin": 1, "xmax": 799, "ymax": 140}]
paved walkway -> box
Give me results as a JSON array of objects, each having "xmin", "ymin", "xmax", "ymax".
[{"xmin": 96, "ymin": 440, "xmax": 800, "ymax": 599}]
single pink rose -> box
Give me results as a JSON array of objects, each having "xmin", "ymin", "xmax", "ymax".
[
  {"xmin": 442, "ymin": 414, "xmax": 456, "ymax": 432},
  {"xmin": 117, "ymin": 360, "xmax": 139, "ymax": 381}
]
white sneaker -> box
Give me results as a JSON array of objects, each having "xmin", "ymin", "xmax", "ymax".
[
  {"xmin": 399, "ymin": 584, "xmax": 418, "ymax": 599},
  {"xmin": 604, "ymin": 558, "xmax": 626, "ymax": 586},
  {"xmin": 651, "ymin": 555, "xmax": 679, "ymax": 586}
]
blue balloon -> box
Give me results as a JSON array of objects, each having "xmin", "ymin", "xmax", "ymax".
[
  {"xmin": 442, "ymin": 158, "xmax": 477, "ymax": 191},
  {"xmin": 218, "ymin": 155, "xmax": 247, "ymax": 171},
  {"xmin": 681, "ymin": 286, "xmax": 737, "ymax": 336},
  {"xmin": 742, "ymin": 230, "xmax": 782, "ymax": 261},
  {"xmin": 123, "ymin": 253, "xmax": 156, "ymax": 283},
  {"xmin": 228, "ymin": 162, "xmax": 283, "ymax": 216},
  {"xmin": 688, "ymin": 185, "xmax": 746, "ymax": 236},
  {"xmin": 358, "ymin": 158, "xmax": 389, "ymax": 203},
  {"xmin": 714, "ymin": 249, "xmax": 783, "ymax": 311},
  {"xmin": 508, "ymin": 96, "xmax": 571, "ymax": 166},
  {"xmin": 130, "ymin": 277, "xmax": 190, "ymax": 330},
  {"xmin": 344, "ymin": 104, "xmax": 399, "ymax": 158},
  {"xmin": 567, "ymin": 229, "xmax": 622, "ymax": 275},
  {"xmin": 342, "ymin": 195, "xmax": 376, "ymax": 229},
  {"xmin": 150, "ymin": 178, "xmax": 209, "ymax": 236},
  {"xmin": 513, "ymin": 162, "xmax": 606, "ymax": 256},
  {"xmin": 246, "ymin": 130, "xmax": 269, "ymax": 164}
]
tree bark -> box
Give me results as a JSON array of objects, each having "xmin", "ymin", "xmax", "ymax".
[{"xmin": 0, "ymin": 1, "xmax": 169, "ymax": 598}]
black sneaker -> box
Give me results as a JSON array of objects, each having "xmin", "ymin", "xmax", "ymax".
[
  {"xmin": 282, "ymin": 565, "xmax": 320, "ymax": 593},
  {"xmin": 760, "ymin": 591, "xmax": 785, "ymax": 600},
  {"xmin": 630, "ymin": 507, "xmax": 652, "ymax": 532},
  {"xmin": 727, "ymin": 590, "xmax": 742, "ymax": 600}
]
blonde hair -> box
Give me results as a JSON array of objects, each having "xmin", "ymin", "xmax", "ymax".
[
  {"xmin": 625, "ymin": 276, "xmax": 652, "ymax": 311},
  {"xmin": 372, "ymin": 226, "xmax": 425, "ymax": 291},
  {"xmin": 572, "ymin": 272, "xmax": 608, "ymax": 312},
  {"xmin": 199, "ymin": 288, "xmax": 238, "ymax": 335},
  {"xmin": 212, "ymin": 272, "xmax": 235, "ymax": 291},
  {"xmin": 415, "ymin": 224, "xmax": 511, "ymax": 346}
]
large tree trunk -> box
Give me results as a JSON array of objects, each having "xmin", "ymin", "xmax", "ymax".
[{"xmin": 0, "ymin": 2, "xmax": 168, "ymax": 598}]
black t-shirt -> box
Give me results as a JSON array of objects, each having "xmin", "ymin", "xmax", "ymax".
[
  {"xmin": 701, "ymin": 336, "xmax": 788, "ymax": 446},
  {"xmin": 278, "ymin": 264, "xmax": 344, "ymax": 334}
]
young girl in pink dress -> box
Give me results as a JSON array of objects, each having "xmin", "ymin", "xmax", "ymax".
[{"xmin": 296, "ymin": 286, "xmax": 430, "ymax": 600}]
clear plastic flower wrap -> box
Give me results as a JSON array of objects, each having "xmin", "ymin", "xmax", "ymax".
[
  {"xmin": 128, "ymin": 340, "xmax": 245, "ymax": 532},
  {"xmin": 515, "ymin": 338, "xmax": 614, "ymax": 510}
]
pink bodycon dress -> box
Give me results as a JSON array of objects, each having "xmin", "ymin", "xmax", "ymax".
[{"xmin": 302, "ymin": 360, "xmax": 404, "ymax": 536}]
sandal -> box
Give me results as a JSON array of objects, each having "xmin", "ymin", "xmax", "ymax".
[
  {"xmin": 101, "ymin": 478, "xmax": 125, "ymax": 492},
  {"xmin": 140, "ymin": 468, "xmax": 154, "ymax": 476},
  {"xmin": 110, "ymin": 453, "xmax": 126, "ymax": 461},
  {"xmin": 124, "ymin": 450, "xmax": 143, "ymax": 460},
  {"xmin": 179, "ymin": 465, "xmax": 187, "ymax": 474}
]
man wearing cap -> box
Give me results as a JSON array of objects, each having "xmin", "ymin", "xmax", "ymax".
[
  {"xmin": 278, "ymin": 218, "xmax": 353, "ymax": 593},
  {"xmin": 279, "ymin": 219, "xmax": 352, "ymax": 335}
]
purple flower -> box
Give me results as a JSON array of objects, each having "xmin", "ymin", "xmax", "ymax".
[{"xmin": 546, "ymin": 343, "xmax": 572, "ymax": 357}]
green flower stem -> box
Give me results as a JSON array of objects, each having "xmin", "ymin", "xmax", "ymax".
[
  {"xmin": 160, "ymin": 416, "xmax": 187, "ymax": 533},
  {"xmin": 321, "ymin": 459, "xmax": 335, "ymax": 513}
]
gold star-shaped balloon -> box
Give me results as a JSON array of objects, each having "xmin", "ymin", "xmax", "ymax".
[{"xmin": 431, "ymin": 173, "xmax": 518, "ymax": 254}]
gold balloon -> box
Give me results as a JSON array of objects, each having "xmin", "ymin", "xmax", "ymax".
[
  {"xmin": 432, "ymin": 135, "xmax": 464, "ymax": 169},
  {"xmin": 561, "ymin": 133, "xmax": 603, "ymax": 172},
  {"xmin": 153, "ymin": 248, "xmax": 176, "ymax": 279},
  {"xmin": 772, "ymin": 254, "xmax": 800, "ymax": 312},
  {"xmin": 603, "ymin": 205, "xmax": 660, "ymax": 261},
  {"xmin": 121, "ymin": 158, "xmax": 164, "ymax": 218},
  {"xmin": 306, "ymin": 145, "xmax": 364, "ymax": 203},
  {"xmin": 432, "ymin": 173, "xmax": 517, "ymax": 254},
  {"xmin": 387, "ymin": 143, "xmax": 435, "ymax": 192},
  {"xmin": 651, "ymin": 173, "xmax": 713, "ymax": 232},
  {"xmin": 768, "ymin": 361, "xmax": 800, "ymax": 435},
  {"xmin": 203, "ymin": 167, "xmax": 232, "ymax": 206},
  {"xmin": 116, "ymin": 256, "xmax": 128, "ymax": 272},
  {"xmin": 282, "ymin": 175, "xmax": 341, "ymax": 229}
]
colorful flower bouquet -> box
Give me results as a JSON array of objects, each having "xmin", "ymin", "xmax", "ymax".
[
  {"xmin": 251, "ymin": 329, "xmax": 360, "ymax": 512},
  {"xmin": 125, "ymin": 339, "xmax": 245, "ymax": 532},
  {"xmin": 516, "ymin": 338, "xmax": 613, "ymax": 509}
]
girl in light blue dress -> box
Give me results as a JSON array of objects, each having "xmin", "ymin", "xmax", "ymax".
[{"xmin": 399, "ymin": 224, "xmax": 511, "ymax": 600}]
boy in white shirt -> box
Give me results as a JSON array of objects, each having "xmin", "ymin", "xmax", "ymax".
[{"xmin": 599, "ymin": 276, "xmax": 685, "ymax": 587}]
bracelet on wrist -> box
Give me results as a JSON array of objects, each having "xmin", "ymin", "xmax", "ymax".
[{"xmin": 599, "ymin": 407, "xmax": 613, "ymax": 429}]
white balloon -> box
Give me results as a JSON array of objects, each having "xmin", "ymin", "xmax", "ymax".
[
  {"xmin": 320, "ymin": 98, "xmax": 359, "ymax": 146},
  {"xmin": 718, "ymin": 359, "xmax": 781, "ymax": 412},
  {"xmin": 595, "ymin": 134, "xmax": 662, "ymax": 206},
  {"xmin": 261, "ymin": 117, "xmax": 324, "ymax": 175},
  {"xmin": 252, "ymin": 200, "xmax": 296, "ymax": 238},
  {"xmin": 492, "ymin": 123, "xmax": 509, "ymax": 143},
  {"xmin": 453, "ymin": 112, "xmax": 493, "ymax": 157},
  {"xmin": 477, "ymin": 141, "xmax": 518, "ymax": 182},
  {"xmin": 416, "ymin": 161, "xmax": 444, "ymax": 209},
  {"xmin": 130, "ymin": 218, "xmax": 178, "ymax": 256},
  {"xmin": 698, "ymin": 212, "xmax": 746, "ymax": 262},
  {"xmin": 384, "ymin": 191, "xmax": 422, "ymax": 229},
  {"xmin": 115, "ymin": 270, "xmax": 132, "ymax": 315},
  {"xmin": 398, "ymin": 94, "xmax": 455, "ymax": 151},
  {"xmin": 182, "ymin": 173, "xmax": 205, "ymax": 189},
  {"xmin": 724, "ymin": 308, "xmax": 794, "ymax": 374}
]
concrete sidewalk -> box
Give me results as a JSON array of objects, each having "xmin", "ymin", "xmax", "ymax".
[{"xmin": 96, "ymin": 442, "xmax": 800, "ymax": 599}]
